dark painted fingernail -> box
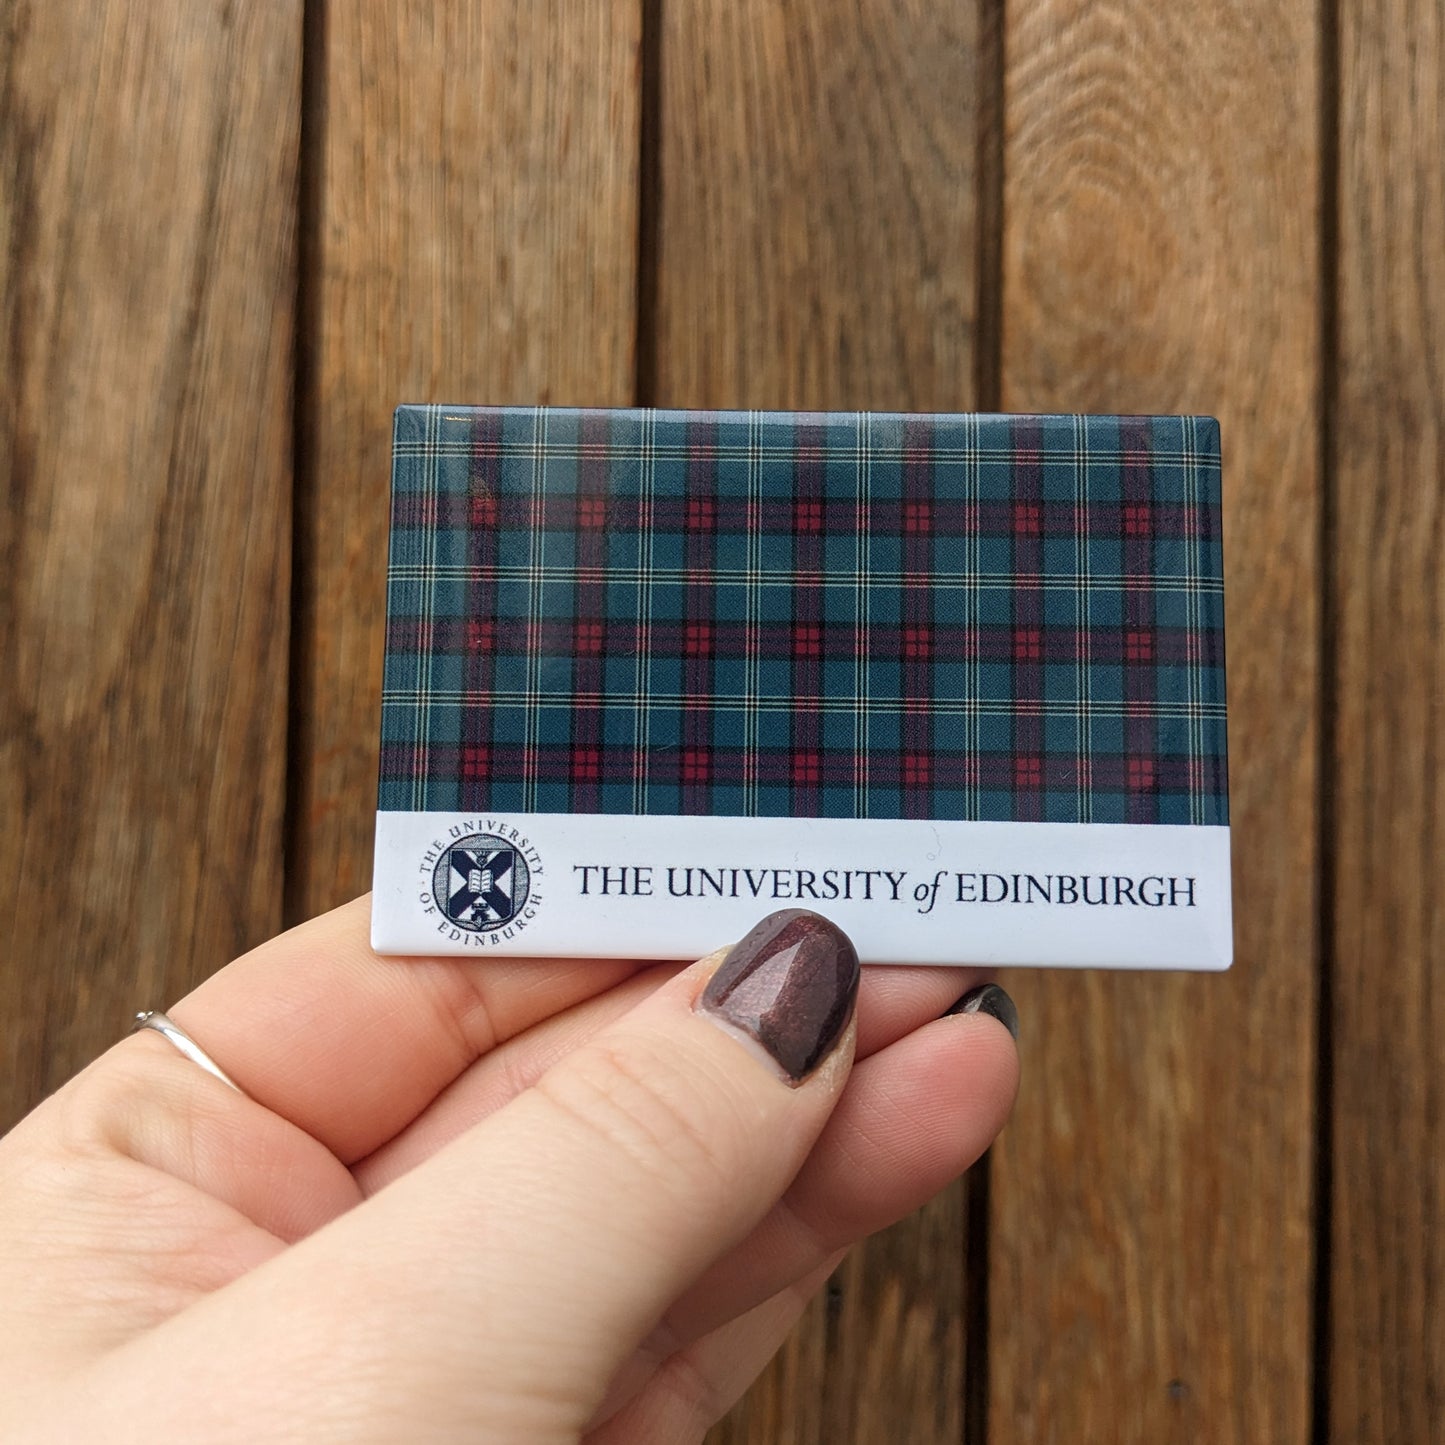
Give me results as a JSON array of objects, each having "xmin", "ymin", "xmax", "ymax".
[
  {"xmin": 945, "ymin": 983, "xmax": 1020, "ymax": 1040},
  {"xmin": 698, "ymin": 909, "xmax": 860, "ymax": 1083}
]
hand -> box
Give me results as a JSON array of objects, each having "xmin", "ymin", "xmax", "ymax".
[{"xmin": 0, "ymin": 900, "xmax": 1018, "ymax": 1443}]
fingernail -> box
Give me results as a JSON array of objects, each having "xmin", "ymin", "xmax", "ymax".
[
  {"xmin": 698, "ymin": 909, "xmax": 860, "ymax": 1083},
  {"xmin": 945, "ymin": 983, "xmax": 1020, "ymax": 1040}
]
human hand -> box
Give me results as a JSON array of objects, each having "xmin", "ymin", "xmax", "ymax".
[{"xmin": 0, "ymin": 900, "xmax": 1018, "ymax": 1443}]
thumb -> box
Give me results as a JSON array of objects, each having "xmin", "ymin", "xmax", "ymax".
[{"xmin": 107, "ymin": 910, "xmax": 861, "ymax": 1443}]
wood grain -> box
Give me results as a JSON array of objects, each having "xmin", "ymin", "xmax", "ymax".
[
  {"xmin": 0, "ymin": 2, "xmax": 299, "ymax": 1128},
  {"xmin": 1330, "ymin": 1, "xmax": 1445, "ymax": 1436},
  {"xmin": 290, "ymin": 0, "xmax": 641, "ymax": 922},
  {"xmin": 652, "ymin": 0, "xmax": 985, "ymax": 415},
  {"xmin": 989, "ymin": 3, "xmax": 1320, "ymax": 1440},
  {"xmin": 647, "ymin": 4, "xmax": 986, "ymax": 1439}
]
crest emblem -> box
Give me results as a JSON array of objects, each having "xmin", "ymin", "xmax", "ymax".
[{"xmin": 432, "ymin": 833, "xmax": 531, "ymax": 933}]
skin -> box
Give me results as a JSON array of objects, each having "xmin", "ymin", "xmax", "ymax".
[{"xmin": 0, "ymin": 896, "xmax": 1019, "ymax": 1444}]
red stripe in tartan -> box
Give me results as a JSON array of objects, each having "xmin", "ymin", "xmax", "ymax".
[
  {"xmin": 388, "ymin": 617, "xmax": 1210, "ymax": 666},
  {"xmin": 1121, "ymin": 415, "xmax": 1159, "ymax": 825},
  {"xmin": 788, "ymin": 419, "xmax": 828, "ymax": 815},
  {"xmin": 680, "ymin": 415, "xmax": 718, "ymax": 813},
  {"xmin": 458, "ymin": 409, "xmax": 503, "ymax": 811},
  {"xmin": 568, "ymin": 410, "xmax": 613, "ymax": 810},
  {"xmin": 395, "ymin": 745, "xmax": 1220, "ymax": 799}
]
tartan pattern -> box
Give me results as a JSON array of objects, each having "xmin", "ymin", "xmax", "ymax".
[{"xmin": 380, "ymin": 407, "xmax": 1227, "ymax": 825}]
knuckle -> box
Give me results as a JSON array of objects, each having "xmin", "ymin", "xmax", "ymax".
[
  {"xmin": 53, "ymin": 1041, "xmax": 228, "ymax": 1178},
  {"xmin": 653, "ymin": 1343, "xmax": 732, "ymax": 1439},
  {"xmin": 54, "ymin": 1046, "xmax": 169, "ymax": 1157},
  {"xmin": 773, "ymin": 1186, "xmax": 842, "ymax": 1267}
]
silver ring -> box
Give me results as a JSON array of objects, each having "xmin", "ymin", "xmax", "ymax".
[{"xmin": 131, "ymin": 1011, "xmax": 244, "ymax": 1095}]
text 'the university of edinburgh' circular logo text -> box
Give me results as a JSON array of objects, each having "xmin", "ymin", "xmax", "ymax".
[{"xmin": 431, "ymin": 832, "xmax": 533, "ymax": 934}]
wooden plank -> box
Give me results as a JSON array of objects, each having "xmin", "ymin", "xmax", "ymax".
[
  {"xmin": 653, "ymin": 2, "xmax": 984, "ymax": 415},
  {"xmin": 647, "ymin": 4, "xmax": 986, "ymax": 1439},
  {"xmin": 292, "ymin": 0, "xmax": 641, "ymax": 921},
  {"xmin": 1330, "ymin": 2, "xmax": 1445, "ymax": 1436},
  {"xmin": 988, "ymin": 3, "xmax": 1320, "ymax": 1441},
  {"xmin": 0, "ymin": 3, "xmax": 299, "ymax": 1127}
]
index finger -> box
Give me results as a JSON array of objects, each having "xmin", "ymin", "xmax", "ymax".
[{"xmin": 146, "ymin": 896, "xmax": 644, "ymax": 1161}]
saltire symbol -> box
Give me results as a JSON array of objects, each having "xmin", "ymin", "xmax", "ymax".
[{"xmin": 445, "ymin": 845, "xmax": 517, "ymax": 926}]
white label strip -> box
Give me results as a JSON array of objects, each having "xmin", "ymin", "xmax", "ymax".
[{"xmin": 372, "ymin": 812, "xmax": 1232, "ymax": 970}]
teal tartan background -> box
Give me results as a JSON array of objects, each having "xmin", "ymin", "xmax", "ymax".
[{"xmin": 379, "ymin": 407, "xmax": 1227, "ymax": 825}]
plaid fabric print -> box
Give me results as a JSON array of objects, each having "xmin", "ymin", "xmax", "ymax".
[{"xmin": 380, "ymin": 407, "xmax": 1227, "ymax": 826}]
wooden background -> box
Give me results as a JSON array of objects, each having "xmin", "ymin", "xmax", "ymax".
[{"xmin": 2, "ymin": 1, "xmax": 1440, "ymax": 1440}]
